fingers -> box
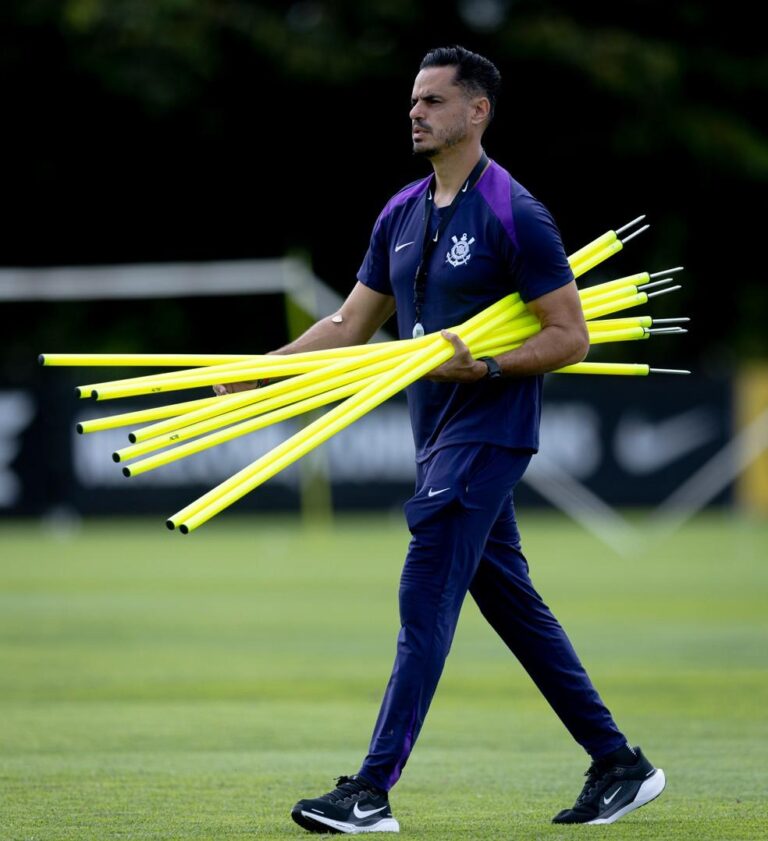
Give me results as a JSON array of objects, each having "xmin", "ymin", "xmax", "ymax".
[
  {"xmin": 212, "ymin": 380, "xmax": 261, "ymax": 396},
  {"xmin": 441, "ymin": 330, "xmax": 468, "ymax": 355}
]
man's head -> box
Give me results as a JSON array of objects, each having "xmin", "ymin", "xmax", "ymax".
[{"xmin": 410, "ymin": 46, "xmax": 501, "ymax": 158}]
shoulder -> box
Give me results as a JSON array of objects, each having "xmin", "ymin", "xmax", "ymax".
[
  {"xmin": 475, "ymin": 160, "xmax": 530, "ymax": 248},
  {"xmin": 476, "ymin": 161, "xmax": 559, "ymax": 248},
  {"xmin": 377, "ymin": 175, "xmax": 431, "ymax": 222}
]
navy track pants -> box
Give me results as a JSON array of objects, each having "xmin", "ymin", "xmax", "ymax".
[{"xmin": 358, "ymin": 443, "xmax": 625, "ymax": 792}]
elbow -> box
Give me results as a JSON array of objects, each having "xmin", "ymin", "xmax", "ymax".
[
  {"xmin": 568, "ymin": 325, "xmax": 590, "ymax": 366},
  {"xmin": 577, "ymin": 329, "xmax": 590, "ymax": 362}
]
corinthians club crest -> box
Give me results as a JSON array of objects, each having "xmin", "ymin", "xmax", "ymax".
[{"xmin": 446, "ymin": 233, "xmax": 475, "ymax": 267}]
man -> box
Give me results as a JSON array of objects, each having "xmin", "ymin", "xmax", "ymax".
[{"xmin": 220, "ymin": 45, "xmax": 665, "ymax": 833}]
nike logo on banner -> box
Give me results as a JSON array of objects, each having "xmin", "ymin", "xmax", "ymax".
[
  {"xmin": 394, "ymin": 241, "xmax": 414, "ymax": 252},
  {"xmin": 603, "ymin": 786, "xmax": 622, "ymax": 805},
  {"xmin": 353, "ymin": 803, "xmax": 387, "ymax": 819},
  {"xmin": 614, "ymin": 407, "xmax": 718, "ymax": 474},
  {"xmin": 427, "ymin": 487, "xmax": 450, "ymax": 497}
]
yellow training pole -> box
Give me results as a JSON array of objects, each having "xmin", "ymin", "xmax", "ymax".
[
  {"xmin": 115, "ymin": 354, "xmax": 409, "ymax": 461},
  {"xmin": 585, "ymin": 316, "xmax": 653, "ymax": 331},
  {"xmin": 40, "ymin": 353, "xmax": 257, "ymax": 367},
  {"xmin": 124, "ymin": 325, "xmax": 653, "ymax": 467},
  {"xmin": 90, "ymin": 303, "xmax": 520, "ymax": 403},
  {"xmin": 583, "ymin": 327, "xmax": 648, "ymax": 344},
  {"xmin": 122, "ymin": 373, "xmax": 382, "ymax": 477},
  {"xmin": 126, "ymin": 359, "xmax": 376, "ymax": 442},
  {"xmin": 578, "ymin": 272, "xmax": 652, "ymax": 300},
  {"xmin": 75, "ymin": 335, "xmax": 437, "ymax": 397},
  {"xmin": 89, "ymin": 338, "xmax": 408, "ymax": 401},
  {"xmin": 582, "ymin": 291, "xmax": 648, "ymax": 321},
  {"xmin": 580, "ymin": 284, "xmax": 639, "ymax": 309},
  {"xmin": 573, "ymin": 240, "xmax": 626, "ymax": 278},
  {"xmin": 77, "ymin": 352, "xmax": 387, "ymax": 399},
  {"xmin": 47, "ymin": 222, "xmax": 636, "ymax": 375},
  {"xmin": 132, "ymin": 299, "xmax": 520, "ymax": 480},
  {"xmin": 554, "ymin": 362, "xmax": 651, "ymax": 376},
  {"xmin": 567, "ymin": 216, "xmax": 646, "ymax": 272},
  {"xmin": 43, "ymin": 338, "xmax": 433, "ymax": 371},
  {"xmin": 132, "ymin": 295, "xmax": 530, "ymax": 460},
  {"xmin": 77, "ymin": 394, "xmax": 223, "ymax": 434},
  {"xmin": 471, "ymin": 325, "xmax": 649, "ymax": 360},
  {"xmin": 55, "ymin": 224, "xmax": 640, "ymax": 395},
  {"xmin": 110, "ymin": 294, "xmax": 520, "ymax": 403},
  {"xmin": 169, "ymin": 299, "xmax": 518, "ymax": 532},
  {"xmin": 569, "ymin": 220, "xmax": 643, "ymax": 271},
  {"xmin": 487, "ymin": 274, "xmax": 654, "ymax": 336},
  {"xmin": 127, "ymin": 339, "xmax": 442, "ymax": 443}
]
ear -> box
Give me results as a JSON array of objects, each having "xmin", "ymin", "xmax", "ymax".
[{"xmin": 470, "ymin": 96, "xmax": 491, "ymax": 126}]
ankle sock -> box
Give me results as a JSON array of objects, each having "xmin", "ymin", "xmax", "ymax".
[{"xmin": 601, "ymin": 743, "xmax": 638, "ymax": 766}]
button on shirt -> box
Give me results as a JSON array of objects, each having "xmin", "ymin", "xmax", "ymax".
[{"xmin": 357, "ymin": 159, "xmax": 575, "ymax": 463}]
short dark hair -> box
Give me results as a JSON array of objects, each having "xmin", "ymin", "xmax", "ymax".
[{"xmin": 419, "ymin": 45, "xmax": 501, "ymax": 121}]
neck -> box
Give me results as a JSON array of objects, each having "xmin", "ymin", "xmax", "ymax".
[{"xmin": 430, "ymin": 143, "xmax": 485, "ymax": 207}]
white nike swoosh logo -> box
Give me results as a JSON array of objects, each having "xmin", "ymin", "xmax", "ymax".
[
  {"xmin": 353, "ymin": 803, "xmax": 387, "ymax": 819},
  {"xmin": 427, "ymin": 487, "xmax": 450, "ymax": 497},
  {"xmin": 394, "ymin": 241, "xmax": 414, "ymax": 252},
  {"xmin": 614, "ymin": 408, "xmax": 718, "ymax": 474},
  {"xmin": 603, "ymin": 786, "xmax": 622, "ymax": 805}
]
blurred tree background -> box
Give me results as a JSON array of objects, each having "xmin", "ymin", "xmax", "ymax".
[{"xmin": 2, "ymin": 0, "xmax": 766, "ymax": 379}]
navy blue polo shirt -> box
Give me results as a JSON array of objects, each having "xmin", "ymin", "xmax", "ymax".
[{"xmin": 357, "ymin": 159, "xmax": 574, "ymax": 463}]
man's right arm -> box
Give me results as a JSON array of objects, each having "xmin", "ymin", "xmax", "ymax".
[
  {"xmin": 214, "ymin": 282, "xmax": 395, "ymax": 394},
  {"xmin": 273, "ymin": 282, "xmax": 396, "ymax": 355}
]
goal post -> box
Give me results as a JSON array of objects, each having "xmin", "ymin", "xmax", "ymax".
[{"xmin": 0, "ymin": 256, "xmax": 394, "ymax": 526}]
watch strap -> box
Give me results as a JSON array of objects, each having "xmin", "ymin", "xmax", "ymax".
[{"xmin": 477, "ymin": 356, "xmax": 502, "ymax": 379}]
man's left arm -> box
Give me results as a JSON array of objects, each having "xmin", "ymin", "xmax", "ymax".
[{"xmin": 426, "ymin": 280, "xmax": 589, "ymax": 382}]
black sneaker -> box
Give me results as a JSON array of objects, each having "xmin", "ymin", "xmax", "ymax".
[
  {"xmin": 552, "ymin": 746, "xmax": 665, "ymax": 825},
  {"xmin": 291, "ymin": 774, "xmax": 399, "ymax": 834}
]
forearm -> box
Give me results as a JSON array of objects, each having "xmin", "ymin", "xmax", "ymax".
[
  {"xmin": 271, "ymin": 282, "xmax": 395, "ymax": 356},
  {"xmin": 493, "ymin": 322, "xmax": 589, "ymax": 377},
  {"xmin": 271, "ymin": 314, "xmax": 374, "ymax": 356},
  {"xmin": 214, "ymin": 283, "xmax": 394, "ymax": 393}
]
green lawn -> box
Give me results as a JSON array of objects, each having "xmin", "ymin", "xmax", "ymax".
[{"xmin": 1, "ymin": 512, "xmax": 766, "ymax": 840}]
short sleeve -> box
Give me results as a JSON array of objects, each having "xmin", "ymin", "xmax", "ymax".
[
  {"xmin": 357, "ymin": 210, "xmax": 393, "ymax": 296},
  {"xmin": 512, "ymin": 195, "xmax": 575, "ymax": 303}
]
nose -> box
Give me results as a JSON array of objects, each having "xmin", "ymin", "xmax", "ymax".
[{"xmin": 409, "ymin": 100, "xmax": 423, "ymax": 121}]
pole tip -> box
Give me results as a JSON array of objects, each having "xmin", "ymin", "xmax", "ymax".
[
  {"xmin": 165, "ymin": 519, "xmax": 175, "ymax": 530},
  {"xmin": 112, "ymin": 452, "xmax": 121, "ymax": 463},
  {"xmin": 74, "ymin": 387, "xmax": 82, "ymax": 398},
  {"xmin": 38, "ymin": 354, "xmax": 45, "ymax": 366},
  {"xmin": 91, "ymin": 390, "xmax": 99, "ymax": 400},
  {"xmin": 128, "ymin": 432, "xmax": 137, "ymax": 443},
  {"xmin": 179, "ymin": 524, "xmax": 189, "ymax": 535},
  {"xmin": 122, "ymin": 467, "xmax": 131, "ymax": 477},
  {"xmin": 75, "ymin": 423, "xmax": 84, "ymax": 434}
]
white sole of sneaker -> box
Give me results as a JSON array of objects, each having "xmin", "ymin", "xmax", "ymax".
[
  {"xmin": 299, "ymin": 811, "xmax": 400, "ymax": 834},
  {"xmin": 588, "ymin": 768, "xmax": 666, "ymax": 825}
]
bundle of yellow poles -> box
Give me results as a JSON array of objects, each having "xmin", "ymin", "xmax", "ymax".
[{"xmin": 40, "ymin": 216, "xmax": 690, "ymax": 533}]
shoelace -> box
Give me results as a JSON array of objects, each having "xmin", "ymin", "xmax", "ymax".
[
  {"xmin": 575, "ymin": 761, "xmax": 611, "ymax": 805},
  {"xmin": 322, "ymin": 775, "xmax": 370, "ymax": 804}
]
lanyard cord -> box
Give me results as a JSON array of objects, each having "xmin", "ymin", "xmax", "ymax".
[{"xmin": 412, "ymin": 151, "xmax": 489, "ymax": 338}]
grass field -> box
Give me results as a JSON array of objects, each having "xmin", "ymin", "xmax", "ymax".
[{"xmin": 1, "ymin": 512, "xmax": 766, "ymax": 840}]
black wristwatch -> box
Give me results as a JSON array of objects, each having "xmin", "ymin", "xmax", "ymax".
[{"xmin": 477, "ymin": 356, "xmax": 502, "ymax": 379}]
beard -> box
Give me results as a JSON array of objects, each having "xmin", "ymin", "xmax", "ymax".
[{"xmin": 412, "ymin": 121, "xmax": 469, "ymax": 158}]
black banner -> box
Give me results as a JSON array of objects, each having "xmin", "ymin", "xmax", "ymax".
[{"xmin": 1, "ymin": 372, "xmax": 732, "ymax": 518}]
